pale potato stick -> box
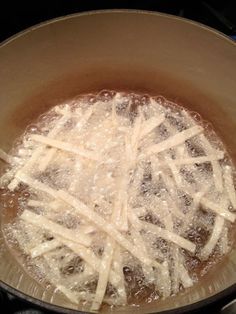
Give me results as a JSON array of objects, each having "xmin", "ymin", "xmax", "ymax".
[
  {"xmin": 61, "ymin": 183, "xmax": 146, "ymax": 309},
  {"xmin": 57, "ymin": 190, "xmax": 153, "ymax": 266},
  {"xmin": 128, "ymin": 213, "xmax": 169, "ymax": 269},
  {"xmin": 130, "ymin": 115, "xmax": 142, "ymax": 149},
  {"xmin": 124, "ymin": 133, "xmax": 134, "ymax": 168},
  {"xmin": 219, "ymin": 225, "xmax": 229, "ymax": 255},
  {"xmin": 112, "ymin": 246, "xmax": 127, "ymax": 304},
  {"xmin": 133, "ymin": 206, "xmax": 147, "ymax": 216},
  {"xmin": 162, "ymin": 207, "xmax": 174, "ymax": 232},
  {"xmin": 8, "ymin": 113, "xmax": 71, "ymax": 190},
  {"xmin": 181, "ymin": 188, "xmax": 209, "ymax": 233},
  {"xmin": 28, "ymin": 200, "xmax": 46, "ymax": 207},
  {"xmin": 30, "ymin": 134, "xmax": 99, "ymax": 161},
  {"xmin": 91, "ymin": 132, "xmax": 148, "ymax": 310},
  {"xmin": 201, "ymin": 197, "xmax": 236, "ymax": 223},
  {"xmin": 16, "ymin": 172, "xmax": 57, "ymax": 197},
  {"xmin": 49, "ymin": 109, "xmax": 71, "ymax": 136},
  {"xmin": 112, "ymin": 190, "xmax": 122, "ymax": 228},
  {"xmin": 124, "ymin": 139, "xmax": 133, "ymax": 166},
  {"xmin": 158, "ymin": 171, "xmax": 185, "ymax": 220},
  {"xmin": 223, "ymin": 166, "xmax": 236, "ymax": 208},
  {"xmin": 52, "ymin": 242, "xmax": 87, "ymax": 269},
  {"xmin": 159, "ymin": 261, "xmax": 171, "ymax": 298},
  {"xmin": 45, "ymin": 254, "xmax": 88, "ymax": 305},
  {"xmin": 49, "ymin": 199, "xmax": 65, "ymax": 210},
  {"xmin": 199, "ymin": 134, "xmax": 223, "ymax": 192},
  {"xmin": 91, "ymin": 237, "xmax": 115, "ymax": 311},
  {"xmin": 120, "ymin": 191, "xmax": 129, "ymax": 231},
  {"xmin": 165, "ymin": 156, "xmax": 182, "ymax": 186},
  {"xmin": 150, "ymin": 155, "xmax": 162, "ymax": 180},
  {"xmin": 129, "ymin": 166, "xmax": 144, "ymax": 196},
  {"xmin": 92, "ymin": 128, "xmax": 131, "ymax": 310},
  {"xmin": 0, "ymin": 168, "xmax": 16, "ymax": 186},
  {"xmin": 120, "ymin": 191, "xmax": 129, "ymax": 232},
  {"xmin": 161, "ymin": 118, "xmax": 184, "ymax": 188},
  {"xmin": 20, "ymin": 175, "xmax": 96, "ymax": 233},
  {"xmin": 149, "ymin": 197, "xmax": 174, "ymax": 230},
  {"xmin": 21, "ymin": 210, "xmax": 91, "ymax": 247},
  {"xmin": 0, "ymin": 148, "xmax": 12, "ymax": 163},
  {"xmin": 28, "ymin": 200, "xmax": 96, "ymax": 234},
  {"xmin": 133, "ymin": 197, "xmax": 172, "ymax": 294},
  {"xmin": 28, "ymin": 200, "xmax": 97, "ymax": 234},
  {"xmin": 8, "ymin": 149, "xmax": 42, "ymax": 191},
  {"xmin": 200, "ymin": 215, "xmax": 225, "ymax": 260},
  {"xmin": 139, "ymin": 222, "xmax": 196, "ymax": 253},
  {"xmin": 145, "ymin": 125, "xmax": 203, "ymax": 156},
  {"xmin": 30, "ymin": 239, "xmax": 60, "ymax": 258},
  {"xmin": 79, "ymin": 225, "xmax": 97, "ymax": 234},
  {"xmin": 175, "ymin": 250, "xmax": 192, "ymax": 290},
  {"xmin": 178, "ymin": 260, "xmax": 193, "ymax": 288},
  {"xmin": 140, "ymin": 114, "xmax": 165, "ymax": 139},
  {"xmin": 38, "ymin": 147, "xmax": 57, "ymax": 172},
  {"xmin": 114, "ymin": 133, "xmax": 136, "ymax": 231},
  {"xmin": 55, "ymin": 285, "xmax": 80, "ymax": 305},
  {"xmin": 91, "ymin": 186, "xmax": 128, "ymax": 310},
  {"xmin": 118, "ymin": 126, "xmax": 129, "ymax": 133},
  {"xmin": 128, "ymin": 211, "xmax": 196, "ymax": 253},
  {"xmin": 58, "ymin": 237, "xmax": 120, "ymax": 287},
  {"xmin": 177, "ymin": 144, "xmax": 186, "ymax": 157},
  {"xmin": 76, "ymin": 106, "xmax": 94, "ymax": 130},
  {"xmin": 131, "ymin": 226, "xmax": 155, "ymax": 283},
  {"xmin": 38, "ymin": 111, "xmax": 71, "ymax": 171},
  {"xmin": 119, "ymin": 115, "xmax": 143, "ymax": 230},
  {"xmin": 161, "ymin": 202, "xmax": 177, "ymax": 295}
]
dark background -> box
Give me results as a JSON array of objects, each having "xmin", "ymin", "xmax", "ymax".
[{"xmin": 0, "ymin": 0, "xmax": 236, "ymax": 42}]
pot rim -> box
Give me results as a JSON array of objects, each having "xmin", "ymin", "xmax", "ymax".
[
  {"xmin": 1, "ymin": 279, "xmax": 235, "ymax": 314},
  {"xmin": 1, "ymin": 9, "xmax": 236, "ymax": 48}
]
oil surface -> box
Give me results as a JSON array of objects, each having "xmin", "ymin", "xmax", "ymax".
[{"xmin": 0, "ymin": 91, "xmax": 235, "ymax": 311}]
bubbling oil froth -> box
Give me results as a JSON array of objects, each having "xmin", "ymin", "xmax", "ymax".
[{"xmin": 0, "ymin": 90, "xmax": 235, "ymax": 310}]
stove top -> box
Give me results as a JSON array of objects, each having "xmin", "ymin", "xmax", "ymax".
[
  {"xmin": 0, "ymin": 289, "xmax": 51, "ymax": 314},
  {"xmin": 0, "ymin": 1, "xmax": 235, "ymax": 313}
]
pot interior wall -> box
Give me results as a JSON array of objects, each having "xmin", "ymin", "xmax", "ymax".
[{"xmin": 0, "ymin": 11, "xmax": 235, "ymax": 313}]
